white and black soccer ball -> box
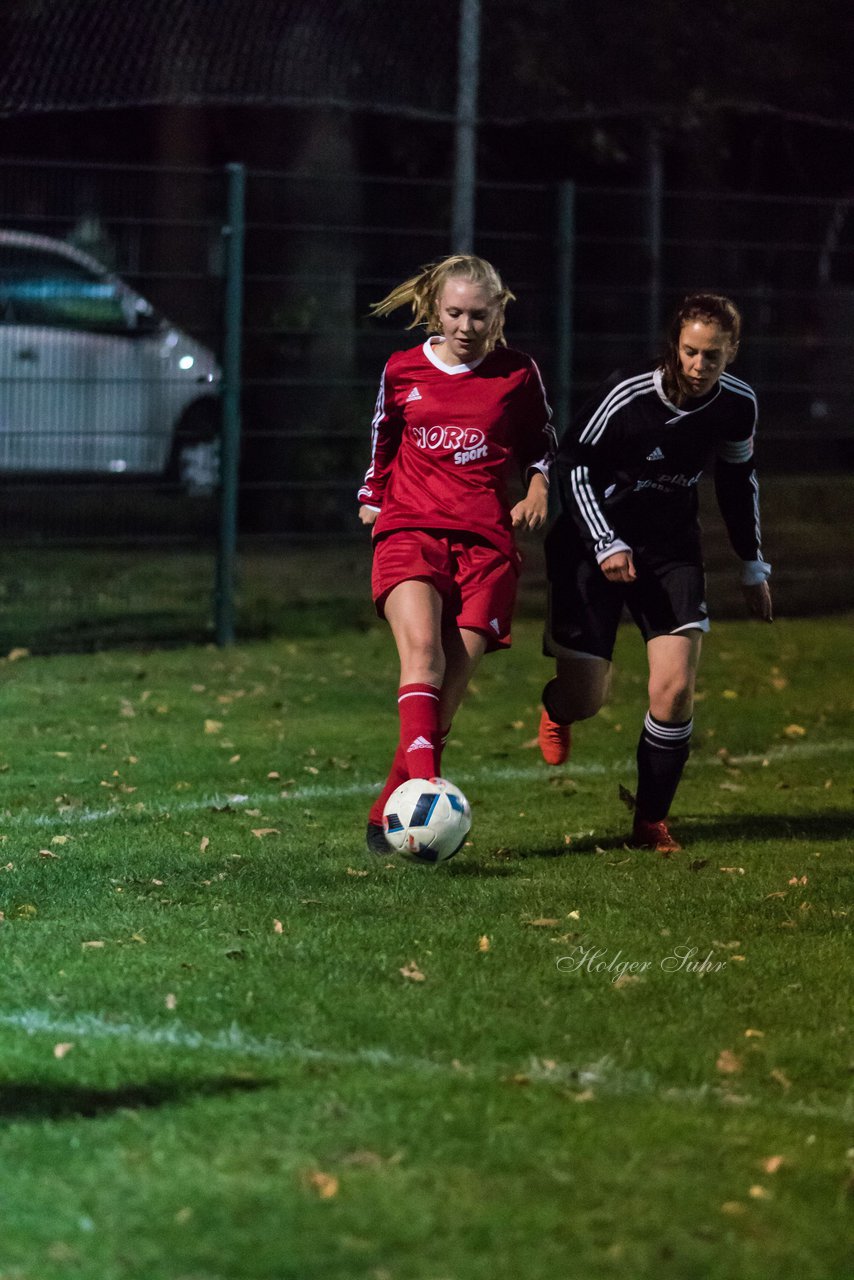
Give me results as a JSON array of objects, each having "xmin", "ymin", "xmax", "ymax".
[{"xmin": 382, "ymin": 777, "xmax": 472, "ymax": 864}]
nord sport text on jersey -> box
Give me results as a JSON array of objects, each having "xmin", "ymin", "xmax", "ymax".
[{"xmin": 411, "ymin": 424, "xmax": 489, "ymax": 466}]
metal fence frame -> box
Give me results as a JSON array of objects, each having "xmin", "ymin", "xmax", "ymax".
[{"xmin": 0, "ymin": 158, "xmax": 851, "ymax": 646}]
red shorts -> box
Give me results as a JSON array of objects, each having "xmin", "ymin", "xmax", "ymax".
[{"xmin": 372, "ymin": 529, "xmax": 518, "ymax": 651}]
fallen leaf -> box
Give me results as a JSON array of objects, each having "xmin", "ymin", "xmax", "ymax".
[
  {"xmin": 251, "ymin": 828, "xmax": 280, "ymax": 838},
  {"xmin": 613, "ymin": 973, "xmax": 643, "ymax": 990},
  {"xmin": 744, "ymin": 1029, "xmax": 764, "ymax": 1038},
  {"xmin": 525, "ymin": 918, "xmax": 560, "ymax": 927},
  {"xmin": 749, "ymin": 1185, "xmax": 771, "ymax": 1200},
  {"xmin": 783, "ymin": 724, "xmax": 806, "ymax": 738},
  {"xmin": 716, "ymin": 1049, "xmax": 743, "ymax": 1075},
  {"xmin": 719, "ymin": 866, "xmax": 745, "ymax": 875},
  {"xmin": 787, "ymin": 875, "xmax": 808, "ymax": 886},
  {"xmin": 761, "ymin": 1156, "xmax": 786, "ymax": 1174},
  {"xmin": 7, "ymin": 647, "xmax": 30, "ymax": 662},
  {"xmin": 165, "ymin": 993, "xmax": 177, "ymax": 1010},
  {"xmin": 567, "ymin": 909, "xmax": 581, "ymax": 920},
  {"xmin": 81, "ymin": 940, "xmax": 105, "ymax": 949},
  {"xmin": 764, "ymin": 890, "xmax": 787, "ymax": 900},
  {"xmin": 199, "ymin": 836, "xmax": 210, "ymax": 853},
  {"xmin": 308, "ymin": 1171, "xmax": 339, "ymax": 1200},
  {"xmin": 571, "ymin": 1088, "xmax": 596, "ymax": 1102},
  {"xmin": 722, "ymin": 689, "xmax": 739, "ymax": 700},
  {"xmin": 53, "ymin": 1042, "xmax": 74, "ymax": 1059},
  {"xmin": 346, "ymin": 867, "xmax": 369, "ymax": 877},
  {"xmin": 769, "ymin": 1067, "xmax": 792, "ymax": 1090},
  {"xmin": 204, "ymin": 719, "xmax": 223, "ymax": 734},
  {"xmin": 39, "ymin": 849, "xmax": 59, "ymax": 859},
  {"xmin": 273, "ymin": 919, "xmax": 284, "ymax": 934},
  {"xmin": 478, "ymin": 934, "xmax": 490, "ymax": 952},
  {"xmin": 720, "ymin": 1201, "xmax": 746, "ymax": 1215},
  {"xmin": 399, "ymin": 961, "xmax": 426, "ymax": 982}
]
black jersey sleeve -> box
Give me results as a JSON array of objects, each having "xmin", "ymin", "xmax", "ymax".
[
  {"xmin": 713, "ymin": 380, "xmax": 769, "ymax": 573},
  {"xmin": 554, "ymin": 369, "xmax": 636, "ymax": 562}
]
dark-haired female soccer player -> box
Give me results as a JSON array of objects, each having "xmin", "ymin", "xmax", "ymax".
[
  {"xmin": 539, "ymin": 293, "xmax": 772, "ymax": 852},
  {"xmin": 358, "ymin": 254, "xmax": 556, "ymax": 853}
]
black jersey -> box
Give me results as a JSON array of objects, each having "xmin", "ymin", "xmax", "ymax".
[{"xmin": 554, "ymin": 364, "xmax": 766, "ymax": 570}]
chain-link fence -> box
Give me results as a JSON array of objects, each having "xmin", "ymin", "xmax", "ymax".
[{"xmin": 0, "ymin": 159, "xmax": 851, "ymax": 650}]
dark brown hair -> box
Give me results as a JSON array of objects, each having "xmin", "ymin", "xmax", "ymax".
[{"xmin": 662, "ymin": 293, "xmax": 742, "ymax": 404}]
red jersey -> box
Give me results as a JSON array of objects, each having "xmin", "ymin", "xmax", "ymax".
[{"xmin": 358, "ymin": 337, "xmax": 555, "ymax": 559}]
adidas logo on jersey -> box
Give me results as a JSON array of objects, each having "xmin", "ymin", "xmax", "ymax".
[
  {"xmin": 405, "ymin": 386, "xmax": 422, "ymax": 402},
  {"xmin": 406, "ymin": 735, "xmax": 432, "ymax": 753},
  {"xmin": 646, "ymin": 446, "xmax": 665, "ymax": 461}
]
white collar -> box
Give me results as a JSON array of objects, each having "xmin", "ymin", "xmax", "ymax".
[
  {"xmin": 654, "ymin": 366, "xmax": 721, "ymax": 415},
  {"xmin": 423, "ymin": 335, "xmax": 486, "ymax": 374}
]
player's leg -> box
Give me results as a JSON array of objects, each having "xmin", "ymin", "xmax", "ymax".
[
  {"xmin": 436, "ymin": 624, "xmax": 489, "ymax": 770},
  {"xmin": 540, "ymin": 523, "xmax": 622, "ymax": 764},
  {"xmin": 626, "ymin": 558, "xmax": 708, "ymax": 851},
  {"xmin": 630, "ymin": 631, "xmax": 702, "ymax": 851},
  {"xmin": 382, "ymin": 578, "xmax": 446, "ymax": 780},
  {"xmin": 435, "ymin": 536, "xmax": 514, "ymax": 775},
  {"xmin": 366, "ymin": 533, "xmax": 452, "ymax": 852}
]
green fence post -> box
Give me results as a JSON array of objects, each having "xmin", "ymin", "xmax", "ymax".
[
  {"xmin": 554, "ymin": 180, "xmax": 575, "ymax": 440},
  {"xmin": 215, "ymin": 162, "xmax": 246, "ymax": 647}
]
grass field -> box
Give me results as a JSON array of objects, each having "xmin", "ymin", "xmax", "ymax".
[{"xmin": 0, "ymin": 612, "xmax": 851, "ymax": 1279}]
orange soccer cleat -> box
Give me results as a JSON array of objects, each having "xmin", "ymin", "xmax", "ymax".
[
  {"xmin": 630, "ymin": 815, "xmax": 682, "ymax": 853},
  {"xmin": 538, "ymin": 708, "xmax": 571, "ymax": 766}
]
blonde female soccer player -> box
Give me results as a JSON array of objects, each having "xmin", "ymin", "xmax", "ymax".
[
  {"xmin": 539, "ymin": 293, "xmax": 772, "ymax": 852},
  {"xmin": 358, "ymin": 254, "xmax": 556, "ymax": 853}
]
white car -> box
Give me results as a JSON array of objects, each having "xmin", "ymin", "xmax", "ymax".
[{"xmin": 0, "ymin": 229, "xmax": 221, "ymax": 489}]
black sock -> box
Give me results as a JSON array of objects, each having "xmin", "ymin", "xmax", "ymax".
[{"xmin": 635, "ymin": 712, "xmax": 692, "ymax": 822}]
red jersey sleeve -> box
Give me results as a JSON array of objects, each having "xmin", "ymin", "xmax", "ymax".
[
  {"xmin": 357, "ymin": 360, "xmax": 405, "ymax": 509},
  {"xmin": 514, "ymin": 357, "xmax": 556, "ymax": 480}
]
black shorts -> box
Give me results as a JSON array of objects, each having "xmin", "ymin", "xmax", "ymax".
[{"xmin": 544, "ymin": 523, "xmax": 709, "ymax": 662}]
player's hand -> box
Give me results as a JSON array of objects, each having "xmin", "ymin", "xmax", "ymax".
[
  {"xmin": 742, "ymin": 580, "xmax": 773, "ymax": 622},
  {"xmin": 600, "ymin": 550, "xmax": 636, "ymax": 583},
  {"xmin": 511, "ymin": 472, "xmax": 549, "ymax": 532},
  {"xmin": 358, "ymin": 505, "xmax": 379, "ymax": 526},
  {"xmin": 510, "ymin": 494, "xmax": 547, "ymax": 532}
]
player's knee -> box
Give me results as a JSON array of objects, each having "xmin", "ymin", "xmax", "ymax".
[
  {"xmin": 542, "ymin": 674, "xmax": 606, "ymax": 724},
  {"xmin": 649, "ymin": 677, "xmax": 694, "ymax": 722}
]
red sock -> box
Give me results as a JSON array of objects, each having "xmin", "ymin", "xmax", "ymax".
[
  {"xmin": 369, "ymin": 721, "xmax": 452, "ymax": 826},
  {"xmin": 368, "ymin": 744, "xmax": 407, "ymax": 825},
  {"xmin": 398, "ymin": 682, "xmax": 441, "ymax": 779}
]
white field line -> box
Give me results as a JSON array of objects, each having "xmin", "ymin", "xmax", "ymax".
[
  {"xmin": 6, "ymin": 736, "xmax": 854, "ymax": 832},
  {"xmin": 0, "ymin": 1007, "xmax": 849, "ymax": 1123}
]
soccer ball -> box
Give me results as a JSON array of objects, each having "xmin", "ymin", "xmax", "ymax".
[{"xmin": 382, "ymin": 777, "xmax": 472, "ymax": 864}]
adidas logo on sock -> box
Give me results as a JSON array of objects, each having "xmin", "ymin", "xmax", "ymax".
[
  {"xmin": 406, "ymin": 735, "xmax": 432, "ymax": 752},
  {"xmin": 405, "ymin": 386, "xmax": 422, "ymax": 402},
  {"xmin": 646, "ymin": 446, "xmax": 665, "ymax": 461}
]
